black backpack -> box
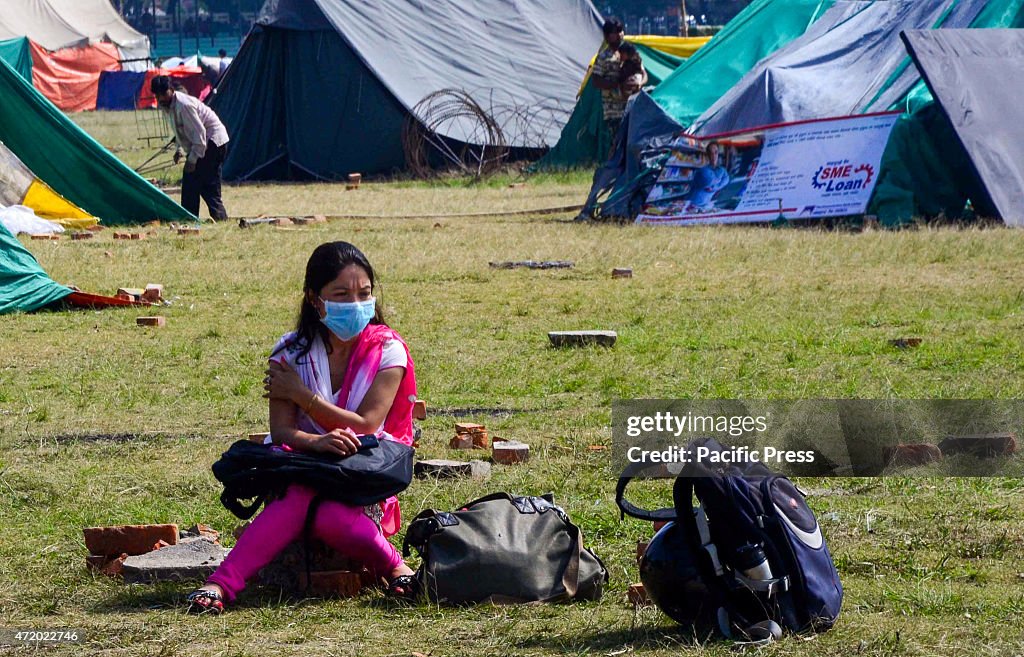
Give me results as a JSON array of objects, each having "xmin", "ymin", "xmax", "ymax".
[
  {"xmin": 402, "ymin": 493, "xmax": 608, "ymax": 604},
  {"xmin": 616, "ymin": 438, "xmax": 842, "ymax": 640},
  {"xmin": 211, "ymin": 439, "xmax": 414, "ymax": 519}
]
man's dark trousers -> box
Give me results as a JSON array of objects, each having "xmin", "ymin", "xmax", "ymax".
[{"xmin": 181, "ymin": 140, "xmax": 228, "ymax": 220}]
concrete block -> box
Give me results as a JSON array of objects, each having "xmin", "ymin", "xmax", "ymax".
[
  {"xmin": 136, "ymin": 316, "xmax": 166, "ymax": 327},
  {"xmin": 492, "ymin": 440, "xmax": 530, "ymax": 465},
  {"xmin": 122, "ymin": 537, "xmax": 229, "ymax": 583},
  {"xmin": 882, "ymin": 443, "xmax": 943, "ymax": 467},
  {"xmin": 939, "ymin": 433, "xmax": 1017, "ymax": 458},
  {"xmin": 415, "ymin": 459, "xmax": 474, "ymax": 479},
  {"xmin": 548, "ymin": 331, "xmax": 617, "ymax": 348},
  {"xmin": 83, "ymin": 524, "xmax": 178, "ymax": 556}
]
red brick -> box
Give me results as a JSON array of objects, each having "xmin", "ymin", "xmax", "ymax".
[
  {"xmin": 70, "ymin": 232, "xmax": 94, "ymax": 241},
  {"xmin": 86, "ymin": 224, "xmax": 105, "ymax": 232},
  {"xmin": 177, "ymin": 227, "xmax": 200, "ymax": 235},
  {"xmin": 939, "ymin": 433, "xmax": 1017, "ymax": 458},
  {"xmin": 128, "ymin": 232, "xmax": 147, "ymax": 240},
  {"xmin": 83, "ymin": 524, "xmax": 178, "ymax": 556},
  {"xmin": 136, "ymin": 316, "xmax": 166, "ymax": 327},
  {"xmin": 412, "ymin": 400, "xmax": 427, "ymax": 420},
  {"xmin": 30, "ymin": 234, "xmax": 60, "ymax": 240},
  {"xmin": 628, "ymin": 583, "xmax": 650, "ymax": 607},
  {"xmin": 141, "ymin": 284, "xmax": 164, "ymax": 303},
  {"xmin": 297, "ymin": 570, "xmax": 363, "ymax": 598},
  {"xmin": 883, "ymin": 444, "xmax": 943, "ymax": 467},
  {"xmin": 471, "ymin": 429, "xmax": 489, "ymax": 449},
  {"xmin": 449, "ymin": 434, "xmax": 473, "ymax": 450},
  {"xmin": 455, "ymin": 422, "xmax": 483, "ymax": 434},
  {"xmin": 492, "ymin": 440, "xmax": 529, "ymax": 465},
  {"xmin": 587, "ymin": 445, "xmax": 608, "ymax": 452},
  {"xmin": 113, "ymin": 232, "xmax": 130, "ymax": 240},
  {"xmin": 636, "ymin": 540, "xmax": 649, "ymax": 564}
]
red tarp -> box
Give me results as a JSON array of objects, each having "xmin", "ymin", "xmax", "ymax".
[
  {"xmin": 29, "ymin": 40, "xmax": 120, "ymax": 112},
  {"xmin": 138, "ymin": 66, "xmax": 209, "ymax": 108}
]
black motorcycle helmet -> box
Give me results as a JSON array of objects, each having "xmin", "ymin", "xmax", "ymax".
[{"xmin": 639, "ymin": 520, "xmax": 718, "ymax": 626}]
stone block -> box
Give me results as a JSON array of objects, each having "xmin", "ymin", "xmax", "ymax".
[
  {"xmin": 122, "ymin": 537, "xmax": 228, "ymax": 583},
  {"xmin": 548, "ymin": 331, "xmax": 617, "ymax": 348},
  {"xmin": 83, "ymin": 524, "xmax": 178, "ymax": 556},
  {"xmin": 492, "ymin": 440, "xmax": 530, "ymax": 465},
  {"xmin": 415, "ymin": 459, "xmax": 474, "ymax": 479}
]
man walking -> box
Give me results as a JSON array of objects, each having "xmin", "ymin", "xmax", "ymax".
[{"xmin": 151, "ymin": 75, "xmax": 230, "ymax": 220}]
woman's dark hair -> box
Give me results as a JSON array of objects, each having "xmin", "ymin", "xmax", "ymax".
[
  {"xmin": 603, "ymin": 17, "xmax": 624, "ymax": 35},
  {"xmin": 276, "ymin": 241, "xmax": 385, "ymax": 362}
]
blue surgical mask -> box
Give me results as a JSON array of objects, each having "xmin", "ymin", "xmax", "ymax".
[{"xmin": 319, "ymin": 297, "xmax": 375, "ymax": 341}]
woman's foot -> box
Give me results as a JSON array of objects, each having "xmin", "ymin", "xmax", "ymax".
[
  {"xmin": 385, "ymin": 564, "xmax": 419, "ymax": 601},
  {"xmin": 186, "ymin": 584, "xmax": 225, "ymax": 614}
]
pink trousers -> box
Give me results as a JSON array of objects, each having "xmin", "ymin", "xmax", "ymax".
[{"xmin": 207, "ymin": 484, "xmax": 403, "ymax": 601}]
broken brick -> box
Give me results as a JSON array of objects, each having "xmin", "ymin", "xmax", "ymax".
[
  {"xmin": 141, "ymin": 284, "xmax": 163, "ymax": 303},
  {"xmin": 113, "ymin": 232, "xmax": 130, "ymax": 240},
  {"xmin": 70, "ymin": 232, "xmax": 95, "ymax": 241},
  {"xmin": 297, "ymin": 570, "xmax": 363, "ymax": 598},
  {"xmin": 30, "ymin": 234, "xmax": 60, "ymax": 240},
  {"xmin": 628, "ymin": 583, "xmax": 650, "ymax": 607},
  {"xmin": 471, "ymin": 429, "xmax": 489, "ymax": 449},
  {"xmin": 136, "ymin": 316, "xmax": 166, "ymax": 327},
  {"xmin": 611, "ymin": 268, "xmax": 633, "ymax": 279},
  {"xmin": 413, "ymin": 399, "xmax": 427, "ymax": 421},
  {"xmin": 177, "ymin": 227, "xmax": 200, "ymax": 235},
  {"xmin": 455, "ymin": 422, "xmax": 483, "ymax": 434},
  {"xmin": 882, "ymin": 443, "xmax": 943, "ymax": 467},
  {"xmin": 449, "ymin": 434, "xmax": 474, "ymax": 450},
  {"xmin": 83, "ymin": 524, "xmax": 178, "ymax": 556}
]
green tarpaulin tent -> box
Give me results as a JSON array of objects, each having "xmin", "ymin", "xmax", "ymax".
[
  {"xmin": 0, "ymin": 36, "xmax": 32, "ymax": 80},
  {"xmin": 0, "ymin": 222, "xmax": 71, "ymax": 315},
  {"xmin": 0, "ymin": 56, "xmax": 192, "ymax": 225},
  {"xmin": 651, "ymin": 0, "xmax": 835, "ymax": 128}
]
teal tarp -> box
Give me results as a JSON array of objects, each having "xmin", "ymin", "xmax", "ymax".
[
  {"xmin": 0, "ymin": 222, "xmax": 71, "ymax": 315},
  {"xmin": 651, "ymin": 0, "xmax": 835, "ymax": 128},
  {"xmin": 0, "ymin": 37, "xmax": 32, "ymax": 81}
]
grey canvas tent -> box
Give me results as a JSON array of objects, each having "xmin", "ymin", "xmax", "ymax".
[
  {"xmin": 212, "ymin": 0, "xmax": 604, "ymax": 180},
  {"xmin": 901, "ymin": 29, "xmax": 1024, "ymax": 226}
]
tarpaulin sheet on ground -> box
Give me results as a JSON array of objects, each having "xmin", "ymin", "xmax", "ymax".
[
  {"xmin": 0, "ymin": 220, "xmax": 71, "ymax": 315},
  {"xmin": 637, "ymin": 113, "xmax": 899, "ymax": 225},
  {"xmin": 901, "ymin": 29, "xmax": 1024, "ymax": 226}
]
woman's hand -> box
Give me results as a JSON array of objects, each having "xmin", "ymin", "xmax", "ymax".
[
  {"xmin": 309, "ymin": 427, "xmax": 362, "ymax": 458},
  {"xmin": 264, "ymin": 360, "xmax": 310, "ymax": 405}
]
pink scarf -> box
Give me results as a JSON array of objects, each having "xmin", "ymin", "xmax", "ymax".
[{"xmin": 271, "ymin": 323, "xmax": 417, "ymax": 536}]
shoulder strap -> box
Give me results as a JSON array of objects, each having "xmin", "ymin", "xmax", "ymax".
[{"xmin": 615, "ymin": 475, "xmax": 677, "ymax": 522}]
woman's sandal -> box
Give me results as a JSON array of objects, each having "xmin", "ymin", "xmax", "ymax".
[
  {"xmin": 186, "ymin": 588, "xmax": 225, "ymax": 615},
  {"xmin": 385, "ymin": 574, "xmax": 421, "ymax": 601}
]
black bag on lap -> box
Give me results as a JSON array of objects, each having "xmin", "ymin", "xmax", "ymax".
[
  {"xmin": 402, "ymin": 492, "xmax": 608, "ymax": 604},
  {"xmin": 211, "ymin": 439, "xmax": 414, "ymax": 519}
]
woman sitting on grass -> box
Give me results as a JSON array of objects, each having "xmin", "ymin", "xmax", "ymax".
[{"xmin": 186, "ymin": 241, "xmax": 419, "ymax": 613}]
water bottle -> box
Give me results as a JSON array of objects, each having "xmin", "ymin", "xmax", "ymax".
[{"xmin": 733, "ymin": 543, "xmax": 773, "ymax": 581}]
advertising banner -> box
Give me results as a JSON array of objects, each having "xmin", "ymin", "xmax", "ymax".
[{"xmin": 636, "ymin": 113, "xmax": 900, "ymax": 226}]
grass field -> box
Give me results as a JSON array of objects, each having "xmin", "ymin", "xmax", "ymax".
[{"xmin": 2, "ymin": 112, "xmax": 1024, "ymax": 656}]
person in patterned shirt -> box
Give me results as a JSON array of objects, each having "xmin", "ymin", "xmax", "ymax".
[{"xmin": 590, "ymin": 18, "xmax": 627, "ymax": 138}]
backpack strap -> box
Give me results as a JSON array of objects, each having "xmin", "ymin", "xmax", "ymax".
[
  {"xmin": 220, "ymin": 488, "xmax": 265, "ymax": 520},
  {"xmin": 614, "ymin": 475, "xmax": 677, "ymax": 522}
]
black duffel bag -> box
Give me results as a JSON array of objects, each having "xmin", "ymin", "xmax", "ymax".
[
  {"xmin": 402, "ymin": 492, "xmax": 608, "ymax": 604},
  {"xmin": 211, "ymin": 439, "xmax": 414, "ymax": 519}
]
